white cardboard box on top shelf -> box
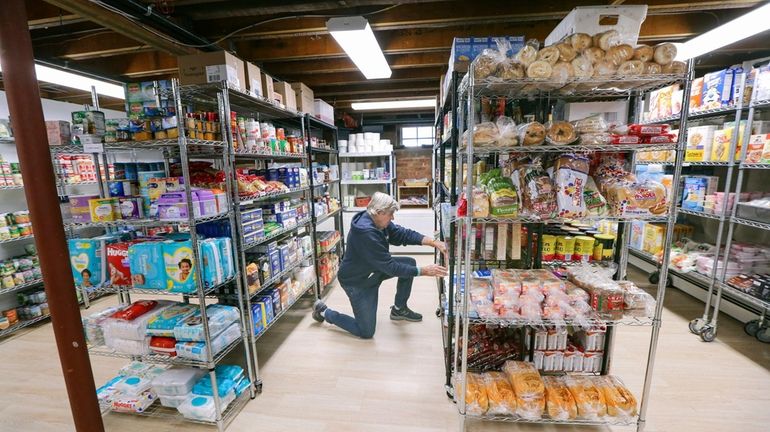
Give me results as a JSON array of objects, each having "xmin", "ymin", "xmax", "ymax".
[
  {"xmin": 545, "ymin": 5, "xmax": 648, "ymax": 46},
  {"xmin": 314, "ymin": 99, "xmax": 334, "ymax": 125}
]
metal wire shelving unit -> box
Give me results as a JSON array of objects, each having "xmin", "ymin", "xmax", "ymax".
[{"xmin": 440, "ymin": 63, "xmax": 692, "ymax": 431}]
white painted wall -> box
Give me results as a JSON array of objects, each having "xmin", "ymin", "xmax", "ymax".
[{"xmin": 0, "ymin": 90, "xmax": 125, "ymax": 121}]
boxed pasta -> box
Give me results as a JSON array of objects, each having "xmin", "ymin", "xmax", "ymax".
[{"xmin": 685, "ymin": 125, "xmax": 717, "ymax": 162}]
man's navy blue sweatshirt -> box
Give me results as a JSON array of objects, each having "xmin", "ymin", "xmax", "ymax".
[{"xmin": 338, "ymin": 211, "xmax": 424, "ymax": 286}]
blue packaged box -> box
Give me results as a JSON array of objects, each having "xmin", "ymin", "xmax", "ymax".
[
  {"xmin": 262, "ymin": 288, "xmax": 282, "ymax": 314},
  {"xmin": 128, "ymin": 241, "xmax": 166, "ymax": 289},
  {"xmin": 255, "ymin": 296, "xmax": 275, "ymax": 323},
  {"xmin": 269, "ymin": 250, "xmax": 282, "ymax": 275},
  {"xmin": 278, "ymin": 245, "xmax": 290, "ymax": 270},
  {"xmin": 68, "ymin": 235, "xmax": 117, "ymax": 288},
  {"xmin": 701, "ymin": 69, "xmax": 735, "ymax": 110},
  {"xmin": 251, "ymin": 304, "xmax": 265, "ymax": 335},
  {"xmin": 448, "ymin": 36, "xmax": 525, "ymax": 73}
]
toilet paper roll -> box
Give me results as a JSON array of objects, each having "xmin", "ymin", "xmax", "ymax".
[{"xmin": 348, "ymin": 135, "xmax": 357, "ymax": 146}]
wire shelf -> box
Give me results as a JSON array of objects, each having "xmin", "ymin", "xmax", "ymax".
[
  {"xmin": 731, "ymin": 216, "xmax": 770, "ymax": 231},
  {"xmin": 676, "ymin": 207, "xmax": 725, "ymax": 221},
  {"xmin": 242, "ymin": 217, "xmax": 312, "ymax": 250},
  {"xmin": 0, "ymin": 234, "xmax": 34, "ymax": 244},
  {"xmin": 233, "ymin": 150, "xmax": 306, "ymax": 160},
  {"xmin": 309, "ymin": 147, "xmax": 338, "ymax": 154},
  {"xmin": 313, "ymin": 179, "xmax": 340, "ymax": 187},
  {"xmin": 91, "ymin": 275, "xmax": 237, "ymax": 298},
  {"xmin": 88, "ymin": 334, "xmax": 245, "ymax": 368},
  {"xmin": 0, "ymin": 184, "xmax": 24, "ymax": 190},
  {"xmin": 63, "ymin": 211, "xmax": 231, "ymax": 230},
  {"xmin": 462, "ymin": 412, "xmax": 638, "ymax": 426},
  {"xmin": 465, "ymin": 215, "xmax": 669, "ymax": 224},
  {"xmin": 740, "ymin": 163, "xmax": 770, "ymax": 170},
  {"xmin": 102, "ymin": 384, "xmax": 251, "ymax": 427},
  {"xmin": 340, "ymin": 152, "xmax": 392, "ymax": 158},
  {"xmin": 317, "ymin": 236, "xmax": 341, "ymax": 255},
  {"xmin": 718, "ymin": 280, "xmax": 770, "ymax": 312},
  {"xmin": 306, "ymin": 115, "xmax": 337, "ymax": 130},
  {"xmin": 0, "ymin": 278, "xmax": 44, "ymax": 297},
  {"xmin": 635, "ymin": 160, "xmax": 735, "ymax": 167},
  {"xmin": 461, "ymin": 142, "xmax": 679, "ymax": 155},
  {"xmin": 0, "ymin": 137, "xmax": 14, "ymax": 144},
  {"xmin": 253, "ymin": 281, "xmax": 316, "ymax": 342},
  {"xmin": 49, "ymin": 139, "xmax": 228, "ymax": 155},
  {"xmin": 58, "ymin": 180, "xmax": 101, "ymax": 187},
  {"xmin": 639, "ymin": 114, "xmax": 681, "ymax": 125},
  {"xmin": 688, "ymin": 106, "xmax": 738, "ymax": 120},
  {"xmin": 239, "ymin": 186, "xmax": 309, "ymax": 206},
  {"xmin": 467, "ymin": 314, "xmax": 654, "ymax": 327},
  {"xmin": 0, "ymin": 313, "xmax": 51, "ymax": 338},
  {"xmin": 248, "ymin": 253, "xmax": 314, "ymax": 300},
  {"xmin": 341, "ymin": 179, "xmax": 392, "ymax": 184},
  {"xmin": 178, "ymin": 82, "xmax": 301, "ymax": 120},
  {"xmin": 459, "ymin": 74, "xmax": 686, "ymax": 100},
  {"xmin": 751, "ymin": 99, "xmax": 770, "ymax": 110},
  {"xmin": 315, "ymin": 208, "xmax": 341, "ymax": 224}
]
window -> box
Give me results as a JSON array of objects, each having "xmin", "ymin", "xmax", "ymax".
[{"xmin": 401, "ymin": 125, "xmax": 434, "ymax": 147}]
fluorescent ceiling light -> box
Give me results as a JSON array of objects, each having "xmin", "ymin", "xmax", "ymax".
[
  {"xmin": 676, "ymin": 3, "xmax": 770, "ymax": 61},
  {"xmin": 327, "ymin": 16, "xmax": 391, "ymax": 79},
  {"xmin": 352, "ymin": 99, "xmax": 435, "ymax": 111},
  {"xmin": 0, "ymin": 63, "xmax": 124, "ymax": 99}
]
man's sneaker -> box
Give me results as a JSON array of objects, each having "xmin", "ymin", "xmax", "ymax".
[
  {"xmin": 312, "ymin": 300, "xmax": 327, "ymax": 323},
  {"xmin": 390, "ymin": 305, "xmax": 422, "ymax": 322}
]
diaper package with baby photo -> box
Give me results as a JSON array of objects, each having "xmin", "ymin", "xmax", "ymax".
[
  {"xmin": 128, "ymin": 242, "xmax": 166, "ymax": 289},
  {"xmin": 217, "ymin": 237, "xmax": 235, "ymax": 280},
  {"xmin": 199, "ymin": 239, "xmax": 223, "ymax": 288},
  {"xmin": 68, "ymin": 235, "xmax": 118, "ymax": 288},
  {"xmin": 163, "ymin": 240, "xmax": 196, "ymax": 293},
  {"xmin": 173, "ymin": 304, "xmax": 240, "ymax": 342}
]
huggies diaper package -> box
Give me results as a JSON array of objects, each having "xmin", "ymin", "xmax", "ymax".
[
  {"xmin": 128, "ymin": 242, "xmax": 166, "ymax": 289},
  {"xmin": 163, "ymin": 240, "xmax": 196, "ymax": 293},
  {"xmin": 110, "ymin": 390, "xmax": 157, "ymax": 413},
  {"xmin": 199, "ymin": 239, "xmax": 223, "ymax": 288},
  {"xmin": 68, "ymin": 235, "xmax": 117, "ymax": 288}
]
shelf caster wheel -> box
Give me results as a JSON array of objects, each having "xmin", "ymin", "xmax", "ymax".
[
  {"xmin": 436, "ymin": 307, "xmax": 442, "ymax": 318},
  {"xmin": 756, "ymin": 327, "xmax": 770, "ymax": 343},
  {"xmin": 700, "ymin": 326, "xmax": 716, "ymax": 342},
  {"xmin": 648, "ymin": 272, "xmax": 660, "ymax": 285},
  {"xmin": 744, "ymin": 319, "xmax": 761, "ymax": 337},
  {"xmin": 689, "ymin": 318, "xmax": 705, "ymax": 335},
  {"xmin": 255, "ymin": 382, "xmax": 263, "ymax": 394}
]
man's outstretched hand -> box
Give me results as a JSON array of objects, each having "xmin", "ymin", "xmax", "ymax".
[
  {"xmin": 420, "ymin": 264, "xmax": 448, "ymax": 277},
  {"xmin": 433, "ymin": 240, "xmax": 447, "ymax": 256}
]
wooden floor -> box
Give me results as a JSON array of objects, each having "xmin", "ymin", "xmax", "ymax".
[{"xmin": 0, "ymin": 255, "xmax": 769, "ymax": 432}]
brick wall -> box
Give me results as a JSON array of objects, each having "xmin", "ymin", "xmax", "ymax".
[{"xmin": 395, "ymin": 148, "xmax": 432, "ymax": 185}]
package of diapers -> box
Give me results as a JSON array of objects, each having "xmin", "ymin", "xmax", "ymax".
[
  {"xmin": 111, "ymin": 390, "xmax": 157, "ymax": 413},
  {"xmin": 105, "ymin": 335, "xmax": 151, "ymax": 355},
  {"xmin": 68, "ymin": 236, "xmax": 117, "ymax": 288},
  {"xmin": 146, "ymin": 303, "xmax": 198, "ymax": 337},
  {"xmin": 192, "ymin": 364, "xmax": 244, "ymax": 397},
  {"xmin": 177, "ymin": 392, "xmax": 235, "ymax": 421},
  {"xmin": 128, "ymin": 242, "xmax": 166, "ymax": 289},
  {"xmin": 173, "ymin": 304, "xmax": 240, "ymax": 342},
  {"xmin": 199, "ymin": 239, "xmax": 223, "ymax": 288},
  {"xmin": 82, "ymin": 305, "xmax": 123, "ymax": 346},
  {"xmin": 217, "ymin": 237, "xmax": 235, "ymax": 280},
  {"xmin": 114, "ymin": 375, "xmax": 153, "ymax": 396},
  {"xmin": 152, "ymin": 368, "xmax": 207, "ymax": 396},
  {"xmin": 175, "ymin": 322, "xmax": 241, "ymax": 361},
  {"xmin": 163, "ymin": 240, "xmax": 196, "ymax": 293},
  {"xmin": 103, "ymin": 300, "xmax": 173, "ymax": 341}
]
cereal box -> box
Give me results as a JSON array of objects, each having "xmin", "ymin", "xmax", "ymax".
[
  {"xmin": 686, "ymin": 125, "xmax": 716, "ymax": 162},
  {"xmin": 643, "ymin": 223, "xmax": 666, "ymax": 256},
  {"xmin": 689, "ymin": 77, "xmax": 704, "ymax": 112},
  {"xmin": 701, "ymin": 69, "xmax": 734, "ymax": 110},
  {"xmin": 756, "ymin": 134, "xmax": 770, "ymax": 163},
  {"xmin": 746, "ymin": 134, "xmax": 769, "ymax": 163}
]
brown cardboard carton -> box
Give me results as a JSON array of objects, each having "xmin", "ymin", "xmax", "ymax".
[
  {"xmin": 290, "ymin": 82, "xmax": 314, "ymax": 114},
  {"xmin": 244, "ymin": 62, "xmax": 262, "ymax": 97},
  {"xmin": 274, "ymin": 81, "xmax": 297, "ymax": 111},
  {"xmin": 272, "ymin": 92, "xmax": 283, "ymax": 106},
  {"xmin": 177, "ymin": 51, "xmax": 246, "ymax": 90},
  {"xmin": 46, "ymin": 121, "xmax": 71, "ymax": 146},
  {"xmin": 262, "ymin": 73, "xmax": 275, "ymax": 102}
]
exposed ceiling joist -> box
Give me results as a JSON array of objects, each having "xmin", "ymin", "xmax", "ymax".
[
  {"xmin": 283, "ymin": 67, "xmax": 443, "ymax": 88},
  {"xmin": 263, "ymin": 52, "xmax": 447, "ymax": 76},
  {"xmin": 181, "ymin": 0, "xmax": 442, "ymax": 20},
  {"xmin": 314, "ymin": 81, "xmax": 438, "ymax": 97}
]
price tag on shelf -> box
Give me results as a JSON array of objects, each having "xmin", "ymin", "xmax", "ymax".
[{"xmin": 80, "ymin": 134, "xmax": 104, "ymax": 153}]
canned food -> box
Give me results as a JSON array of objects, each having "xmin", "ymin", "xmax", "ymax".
[
  {"xmin": 574, "ymin": 236, "xmax": 596, "ymax": 262},
  {"xmin": 13, "ymin": 211, "xmax": 30, "ymax": 224},
  {"xmin": 555, "ymin": 236, "xmax": 575, "ymax": 261},
  {"xmin": 0, "ymin": 227, "xmax": 9, "ymax": 241},
  {"xmin": 8, "ymin": 225, "xmax": 20, "ymax": 239},
  {"xmin": 541, "ymin": 234, "xmax": 556, "ymax": 261},
  {"xmin": 18, "ymin": 223, "xmax": 32, "ymax": 237},
  {"xmin": 2, "ymin": 275, "xmax": 14, "ymax": 289},
  {"xmin": 593, "ymin": 234, "xmax": 616, "ymax": 261}
]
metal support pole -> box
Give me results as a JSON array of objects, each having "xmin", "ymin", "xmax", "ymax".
[{"xmin": 0, "ymin": 1, "xmax": 105, "ymax": 430}]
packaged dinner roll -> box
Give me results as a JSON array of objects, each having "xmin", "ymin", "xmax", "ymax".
[
  {"xmin": 483, "ymin": 372, "xmax": 517, "ymax": 415},
  {"xmin": 496, "ymin": 116, "xmax": 518, "ymax": 147},
  {"xmin": 543, "ymin": 376, "xmax": 578, "ymax": 420},
  {"xmin": 464, "ymin": 373, "xmax": 489, "ymax": 415}
]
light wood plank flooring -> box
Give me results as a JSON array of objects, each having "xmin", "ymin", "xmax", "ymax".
[{"xmin": 0, "ymin": 255, "xmax": 768, "ymax": 431}]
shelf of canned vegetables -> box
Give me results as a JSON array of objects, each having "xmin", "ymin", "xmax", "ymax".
[
  {"xmin": 0, "ymin": 80, "xmax": 345, "ymax": 430},
  {"xmin": 433, "ymin": 30, "xmax": 693, "ymax": 430}
]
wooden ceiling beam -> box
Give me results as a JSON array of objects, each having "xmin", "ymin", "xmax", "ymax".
[
  {"xmin": 182, "ymin": 0, "xmax": 441, "ymax": 20},
  {"xmin": 314, "ymin": 81, "xmax": 438, "ymax": 97},
  {"xmin": 234, "ymin": 12, "xmax": 740, "ymax": 62},
  {"xmin": 73, "ymin": 51, "xmax": 179, "ymax": 78},
  {"xmin": 35, "ymin": 31, "xmax": 154, "ymax": 60},
  {"xmin": 263, "ymin": 52, "xmax": 448, "ymax": 77},
  {"xmin": 42, "ymin": 0, "xmax": 195, "ymax": 56},
  {"xmin": 281, "ymin": 67, "xmax": 443, "ymax": 88}
]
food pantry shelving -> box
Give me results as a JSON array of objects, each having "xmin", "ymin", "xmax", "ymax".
[{"xmin": 434, "ymin": 55, "xmax": 692, "ymax": 429}]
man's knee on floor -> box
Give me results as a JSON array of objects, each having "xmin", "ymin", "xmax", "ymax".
[{"xmin": 359, "ymin": 322, "xmax": 376, "ymax": 339}]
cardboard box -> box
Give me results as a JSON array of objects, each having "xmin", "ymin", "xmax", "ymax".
[
  {"xmin": 262, "ymin": 73, "xmax": 275, "ymax": 102},
  {"xmin": 177, "ymin": 51, "xmax": 246, "ymax": 90},
  {"xmin": 753, "ymin": 134, "xmax": 770, "ymax": 163},
  {"xmin": 274, "ymin": 81, "xmax": 297, "ymax": 111},
  {"xmin": 272, "ymin": 92, "xmax": 283, "ymax": 106},
  {"xmin": 685, "ymin": 125, "xmax": 716, "ymax": 162},
  {"xmin": 244, "ymin": 62, "xmax": 262, "ymax": 97},
  {"xmin": 447, "ymin": 36, "xmax": 525, "ymax": 74},
  {"xmin": 629, "ymin": 221, "xmax": 646, "ymax": 251},
  {"xmin": 689, "ymin": 77, "xmax": 704, "ymax": 112},
  {"xmin": 46, "ymin": 120, "xmax": 71, "ymax": 146},
  {"xmin": 746, "ymin": 134, "xmax": 768, "ymax": 163},
  {"xmin": 314, "ymin": 99, "xmax": 334, "ymax": 124},
  {"xmin": 642, "ymin": 223, "xmax": 665, "ymax": 255},
  {"xmin": 545, "ymin": 5, "xmax": 647, "ymax": 46},
  {"xmin": 681, "ymin": 176, "xmax": 718, "ymax": 211},
  {"xmin": 290, "ymin": 82, "xmax": 314, "ymax": 114},
  {"xmin": 700, "ymin": 69, "xmax": 734, "ymax": 110}
]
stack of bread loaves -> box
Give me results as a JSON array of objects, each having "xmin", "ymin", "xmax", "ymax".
[{"xmin": 472, "ymin": 31, "xmax": 684, "ymax": 83}]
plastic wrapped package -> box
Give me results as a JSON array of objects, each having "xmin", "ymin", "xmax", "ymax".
[
  {"xmin": 193, "ymin": 365, "xmax": 245, "ymax": 397},
  {"xmin": 175, "ymin": 322, "xmax": 241, "ymax": 361},
  {"xmin": 515, "ymin": 39, "xmax": 540, "ymax": 67},
  {"xmin": 495, "ymin": 59, "xmax": 525, "ymax": 80},
  {"xmin": 487, "ymin": 177, "xmax": 518, "ymax": 217},
  {"xmin": 621, "ymin": 283, "xmax": 656, "ymax": 317},
  {"xmin": 517, "ymin": 122, "xmax": 546, "ymax": 146},
  {"xmin": 593, "ymin": 30, "xmax": 621, "ymax": 51},
  {"xmin": 518, "ymin": 299, "xmax": 543, "ymax": 322},
  {"xmin": 96, "ymin": 375, "xmax": 123, "ymax": 404},
  {"xmin": 463, "ymin": 373, "xmax": 489, "ymax": 415},
  {"xmin": 465, "ymin": 121, "xmax": 499, "ymax": 147},
  {"xmin": 536, "ymin": 45, "xmax": 560, "ymax": 65},
  {"xmin": 551, "ymin": 62, "xmax": 574, "ymax": 83},
  {"xmin": 628, "ymin": 124, "xmax": 670, "ymax": 136},
  {"xmin": 584, "ymin": 177, "xmax": 609, "ymax": 217},
  {"xmin": 177, "ymin": 392, "xmax": 236, "ymax": 421},
  {"xmin": 543, "ymin": 376, "xmax": 578, "ymax": 420},
  {"xmin": 520, "ymin": 278, "xmax": 542, "ymax": 295},
  {"xmin": 105, "ymin": 335, "xmax": 151, "ymax": 355},
  {"xmin": 526, "ymin": 56, "xmax": 553, "ymax": 78},
  {"xmin": 593, "ymin": 60, "xmax": 617, "ymax": 77},
  {"xmin": 546, "ymin": 121, "xmax": 578, "ymax": 145},
  {"xmin": 653, "ymin": 43, "xmax": 677, "ymax": 65},
  {"xmin": 115, "ymin": 375, "xmax": 153, "ymax": 396},
  {"xmin": 571, "ymin": 56, "xmax": 594, "ymax": 78},
  {"xmin": 495, "ymin": 116, "xmax": 518, "ymax": 146},
  {"xmin": 606, "ymin": 44, "xmax": 634, "ymax": 66},
  {"xmin": 473, "ymin": 48, "xmax": 502, "ymax": 80},
  {"xmin": 158, "ymin": 393, "xmax": 189, "ymax": 408},
  {"xmin": 471, "ymin": 188, "xmax": 490, "ymax": 218},
  {"xmin": 598, "ymin": 376, "xmax": 638, "ymax": 418},
  {"xmin": 564, "ymin": 376, "xmax": 607, "ymax": 419},
  {"xmin": 483, "ymin": 371, "xmax": 517, "ymax": 415},
  {"xmin": 501, "ymin": 361, "xmax": 545, "ymax": 419},
  {"xmin": 618, "ymin": 60, "xmax": 644, "ymax": 76},
  {"xmin": 173, "ymin": 304, "xmax": 241, "ymax": 342},
  {"xmin": 583, "ymin": 47, "xmax": 605, "ymax": 65},
  {"xmin": 103, "ymin": 300, "xmax": 173, "ymax": 341},
  {"xmin": 146, "ymin": 303, "xmax": 198, "ymax": 337},
  {"xmin": 152, "ymin": 368, "xmax": 207, "ymax": 396},
  {"xmin": 119, "ymin": 361, "xmax": 153, "ymax": 377},
  {"xmin": 572, "ymin": 115, "xmax": 608, "ymax": 134},
  {"xmin": 110, "ymin": 390, "xmax": 157, "ymax": 413},
  {"xmin": 518, "ymin": 161, "xmax": 557, "ymax": 218},
  {"xmin": 149, "ymin": 336, "xmax": 177, "ymax": 356},
  {"xmin": 83, "ymin": 305, "xmax": 123, "ymax": 346},
  {"xmin": 553, "ymin": 154, "xmax": 590, "ymax": 218}
]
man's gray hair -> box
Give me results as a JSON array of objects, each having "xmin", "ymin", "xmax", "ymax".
[{"xmin": 367, "ymin": 192, "xmax": 399, "ymax": 216}]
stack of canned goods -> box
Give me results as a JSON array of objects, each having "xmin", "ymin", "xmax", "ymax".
[
  {"xmin": 0, "ymin": 244, "xmax": 42, "ymax": 290},
  {"xmin": 0, "ymin": 211, "xmax": 33, "ymax": 240},
  {"xmin": 541, "ymin": 222, "xmax": 616, "ymax": 263}
]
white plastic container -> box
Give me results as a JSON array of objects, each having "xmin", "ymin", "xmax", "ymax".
[
  {"xmin": 152, "ymin": 368, "xmax": 207, "ymax": 396},
  {"xmin": 348, "ymin": 135, "xmax": 357, "ymax": 146},
  {"xmin": 545, "ymin": 5, "xmax": 648, "ymax": 46},
  {"xmin": 177, "ymin": 392, "xmax": 236, "ymax": 421},
  {"xmin": 158, "ymin": 393, "xmax": 190, "ymax": 408}
]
